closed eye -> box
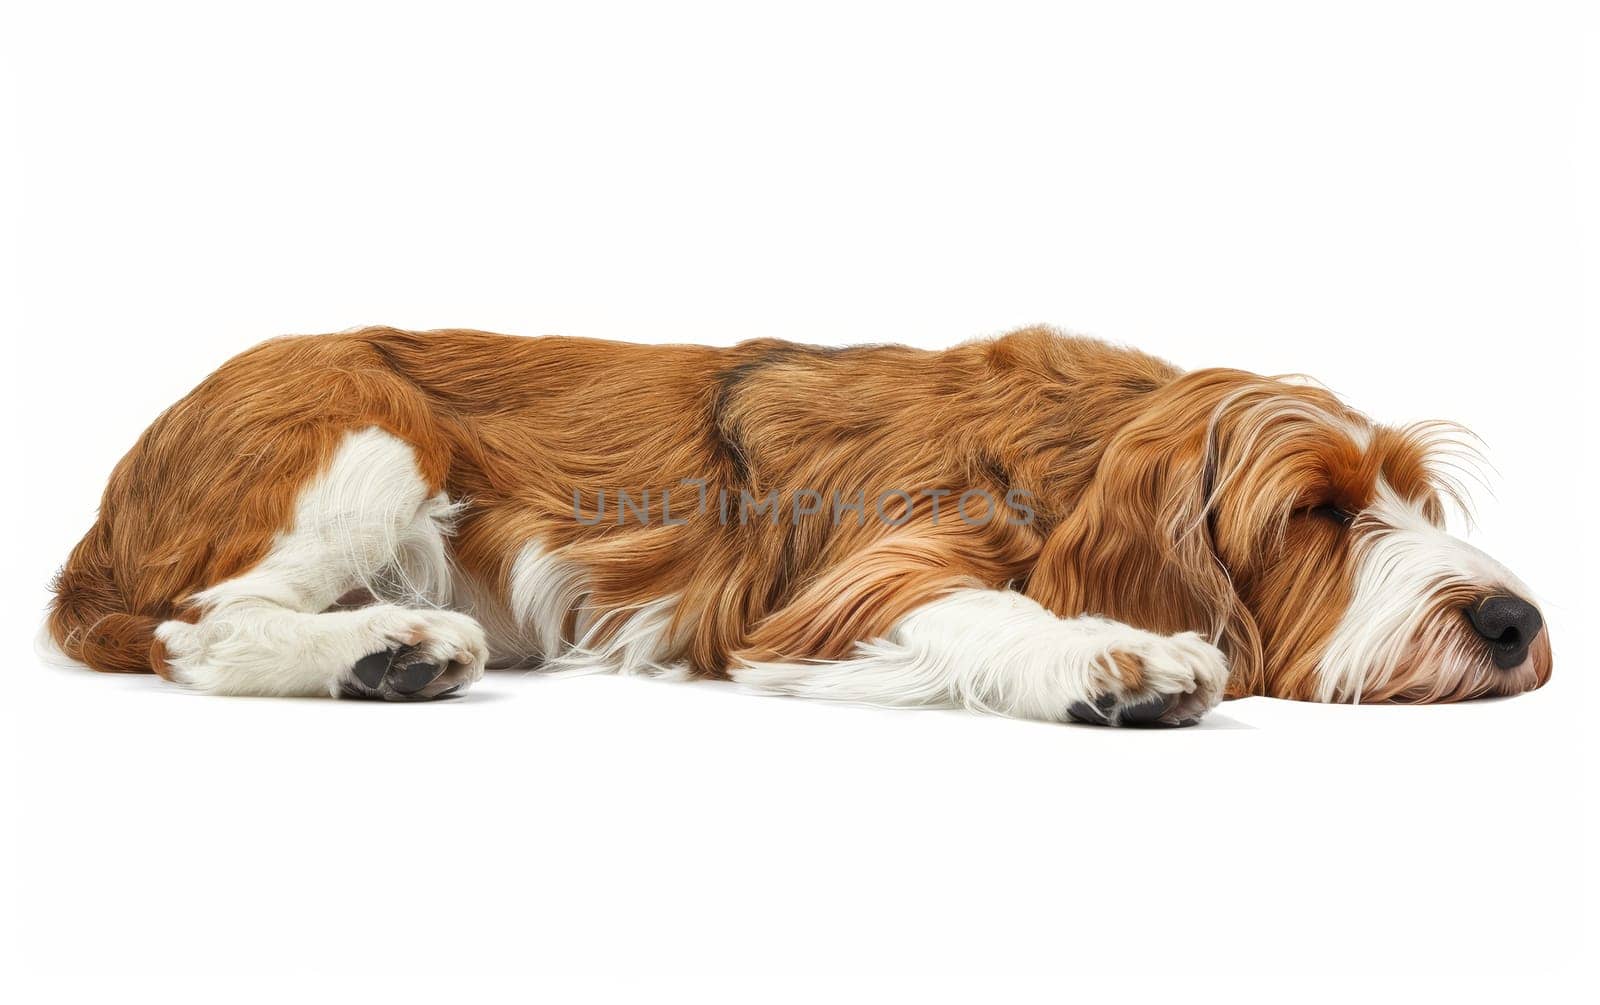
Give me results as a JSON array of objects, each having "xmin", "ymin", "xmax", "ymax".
[{"xmin": 1309, "ymin": 503, "xmax": 1356, "ymax": 526}]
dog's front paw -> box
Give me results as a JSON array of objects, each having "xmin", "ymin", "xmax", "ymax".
[{"xmin": 1066, "ymin": 630, "xmax": 1229, "ymax": 728}]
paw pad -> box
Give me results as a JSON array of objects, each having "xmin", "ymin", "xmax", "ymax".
[
  {"xmin": 342, "ymin": 645, "xmax": 460, "ymax": 701},
  {"xmin": 1067, "ymin": 691, "xmax": 1199, "ymax": 728}
]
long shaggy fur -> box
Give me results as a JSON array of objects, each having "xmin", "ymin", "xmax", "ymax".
[{"xmin": 47, "ymin": 325, "xmax": 1552, "ymax": 707}]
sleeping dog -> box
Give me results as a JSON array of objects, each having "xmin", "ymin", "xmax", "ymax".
[{"xmin": 47, "ymin": 326, "xmax": 1551, "ymax": 725}]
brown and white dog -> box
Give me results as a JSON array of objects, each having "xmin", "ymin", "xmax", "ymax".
[{"xmin": 47, "ymin": 326, "xmax": 1552, "ymax": 725}]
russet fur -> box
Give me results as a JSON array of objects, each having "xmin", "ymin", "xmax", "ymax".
[{"xmin": 47, "ymin": 326, "xmax": 1552, "ymax": 722}]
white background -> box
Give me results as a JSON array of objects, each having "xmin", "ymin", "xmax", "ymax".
[{"xmin": 3, "ymin": 1, "xmax": 1595, "ymax": 1001}]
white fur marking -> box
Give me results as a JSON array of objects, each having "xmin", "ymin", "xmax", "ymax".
[
  {"xmin": 155, "ymin": 428, "xmax": 487, "ymax": 697},
  {"xmin": 734, "ymin": 588, "xmax": 1229, "ymax": 725},
  {"xmin": 505, "ymin": 542, "xmax": 686, "ymax": 677},
  {"xmin": 1314, "ymin": 480, "xmax": 1531, "ymax": 703}
]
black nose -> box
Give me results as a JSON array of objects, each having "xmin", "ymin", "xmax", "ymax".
[{"xmin": 1464, "ymin": 595, "xmax": 1543, "ymax": 670}]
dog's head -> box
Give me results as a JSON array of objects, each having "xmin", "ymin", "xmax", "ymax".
[{"xmin": 1029, "ymin": 368, "xmax": 1551, "ymax": 702}]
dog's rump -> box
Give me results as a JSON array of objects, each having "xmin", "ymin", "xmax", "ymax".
[
  {"xmin": 43, "ymin": 326, "xmax": 762, "ymax": 675},
  {"xmin": 47, "ymin": 331, "xmax": 459, "ymax": 674}
]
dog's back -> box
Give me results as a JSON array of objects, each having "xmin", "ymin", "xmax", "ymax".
[{"xmin": 49, "ymin": 325, "xmax": 1175, "ymax": 680}]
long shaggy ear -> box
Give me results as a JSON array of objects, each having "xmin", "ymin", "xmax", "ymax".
[{"xmin": 1025, "ymin": 369, "xmax": 1357, "ymax": 696}]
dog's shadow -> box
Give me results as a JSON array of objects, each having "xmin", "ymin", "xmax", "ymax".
[{"xmin": 1187, "ymin": 709, "xmax": 1253, "ymax": 730}]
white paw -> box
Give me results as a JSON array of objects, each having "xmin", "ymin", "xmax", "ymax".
[
  {"xmin": 1067, "ymin": 627, "xmax": 1230, "ymax": 727},
  {"xmin": 342, "ymin": 608, "xmax": 490, "ymax": 700}
]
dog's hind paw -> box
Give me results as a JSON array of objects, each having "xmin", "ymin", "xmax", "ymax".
[{"xmin": 338, "ymin": 609, "xmax": 487, "ymax": 701}]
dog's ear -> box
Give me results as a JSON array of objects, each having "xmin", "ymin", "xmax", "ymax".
[{"xmin": 1026, "ymin": 369, "xmax": 1352, "ymax": 696}]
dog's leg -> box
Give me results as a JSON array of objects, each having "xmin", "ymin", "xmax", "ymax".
[
  {"xmin": 734, "ymin": 588, "xmax": 1228, "ymax": 727},
  {"xmin": 154, "ymin": 428, "xmax": 488, "ymax": 699}
]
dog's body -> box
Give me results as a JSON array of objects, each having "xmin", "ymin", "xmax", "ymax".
[{"xmin": 47, "ymin": 326, "xmax": 1551, "ymax": 723}]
